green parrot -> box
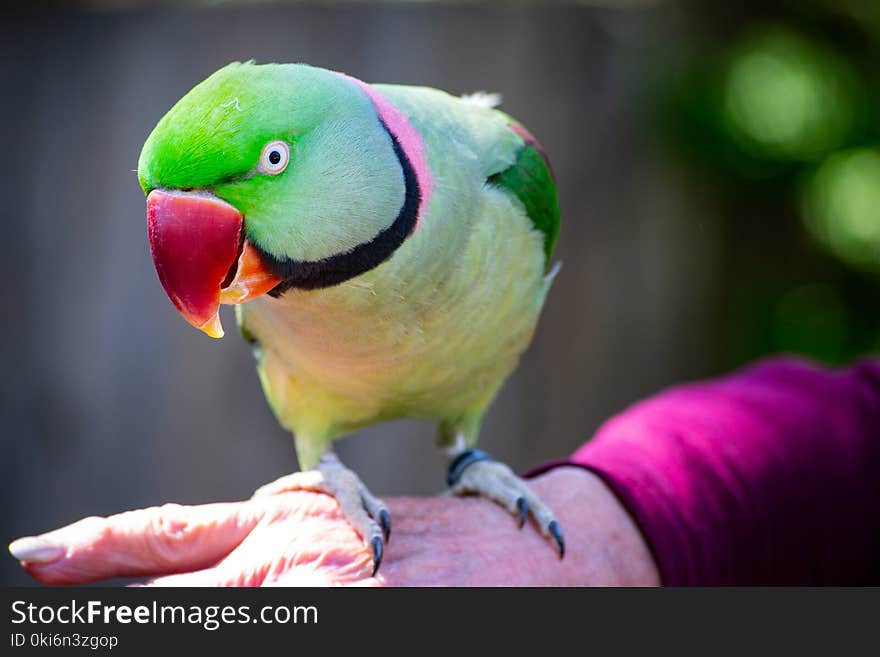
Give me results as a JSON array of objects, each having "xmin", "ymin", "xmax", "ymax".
[{"xmin": 138, "ymin": 61, "xmax": 562, "ymax": 573}]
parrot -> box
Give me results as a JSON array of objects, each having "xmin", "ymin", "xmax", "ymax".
[{"xmin": 138, "ymin": 61, "xmax": 562, "ymax": 574}]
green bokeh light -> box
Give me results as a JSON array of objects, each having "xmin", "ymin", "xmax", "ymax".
[
  {"xmin": 723, "ymin": 28, "xmax": 860, "ymax": 162},
  {"xmin": 803, "ymin": 148, "xmax": 880, "ymax": 273}
]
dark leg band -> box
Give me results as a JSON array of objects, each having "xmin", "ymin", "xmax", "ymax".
[{"xmin": 447, "ymin": 449, "xmax": 494, "ymax": 487}]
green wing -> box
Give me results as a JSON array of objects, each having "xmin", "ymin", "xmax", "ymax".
[{"xmin": 487, "ymin": 133, "xmax": 560, "ymax": 265}]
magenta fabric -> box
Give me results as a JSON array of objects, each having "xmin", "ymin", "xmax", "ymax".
[{"xmin": 534, "ymin": 357, "xmax": 880, "ymax": 585}]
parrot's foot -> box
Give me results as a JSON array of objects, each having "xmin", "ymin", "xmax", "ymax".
[
  {"xmin": 446, "ymin": 449, "xmax": 564, "ymax": 558},
  {"xmin": 252, "ymin": 453, "xmax": 391, "ymax": 575}
]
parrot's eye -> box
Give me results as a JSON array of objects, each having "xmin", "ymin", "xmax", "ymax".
[{"xmin": 259, "ymin": 141, "xmax": 290, "ymax": 175}]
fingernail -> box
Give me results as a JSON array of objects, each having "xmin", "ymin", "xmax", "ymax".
[{"xmin": 8, "ymin": 536, "xmax": 64, "ymax": 564}]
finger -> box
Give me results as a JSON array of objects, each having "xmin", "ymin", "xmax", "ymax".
[{"xmin": 10, "ymin": 501, "xmax": 261, "ymax": 585}]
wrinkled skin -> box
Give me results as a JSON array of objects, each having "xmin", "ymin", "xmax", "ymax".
[{"xmin": 16, "ymin": 468, "xmax": 659, "ymax": 587}]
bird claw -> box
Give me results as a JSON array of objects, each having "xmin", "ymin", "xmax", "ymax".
[
  {"xmin": 378, "ymin": 508, "xmax": 392, "ymax": 543},
  {"xmin": 448, "ymin": 450, "xmax": 565, "ymax": 559},
  {"xmin": 371, "ymin": 536, "xmax": 384, "ymax": 576},
  {"xmin": 516, "ymin": 497, "xmax": 528, "ymax": 529},
  {"xmin": 548, "ymin": 520, "xmax": 565, "ymax": 559},
  {"xmin": 261, "ymin": 456, "xmax": 393, "ymax": 576}
]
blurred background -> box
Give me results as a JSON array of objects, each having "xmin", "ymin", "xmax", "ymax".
[{"xmin": 2, "ymin": 0, "xmax": 879, "ymax": 585}]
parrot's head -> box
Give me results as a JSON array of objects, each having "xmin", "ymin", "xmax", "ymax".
[{"xmin": 138, "ymin": 61, "xmax": 416, "ymax": 337}]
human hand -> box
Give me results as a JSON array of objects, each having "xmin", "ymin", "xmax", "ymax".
[{"xmin": 9, "ymin": 467, "xmax": 659, "ymax": 586}]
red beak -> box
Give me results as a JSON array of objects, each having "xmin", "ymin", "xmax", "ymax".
[{"xmin": 146, "ymin": 189, "xmax": 281, "ymax": 338}]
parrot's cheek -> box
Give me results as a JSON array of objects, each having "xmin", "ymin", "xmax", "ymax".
[{"xmin": 146, "ymin": 189, "xmax": 280, "ymax": 339}]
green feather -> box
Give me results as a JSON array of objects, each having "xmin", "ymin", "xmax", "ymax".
[{"xmin": 488, "ymin": 141, "xmax": 560, "ymax": 265}]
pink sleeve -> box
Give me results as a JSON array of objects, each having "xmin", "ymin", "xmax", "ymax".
[{"xmin": 532, "ymin": 357, "xmax": 880, "ymax": 585}]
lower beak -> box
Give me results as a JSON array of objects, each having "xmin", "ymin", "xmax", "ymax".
[{"xmin": 146, "ymin": 189, "xmax": 281, "ymax": 338}]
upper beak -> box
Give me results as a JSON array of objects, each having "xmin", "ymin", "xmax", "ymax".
[{"xmin": 146, "ymin": 189, "xmax": 282, "ymax": 338}]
